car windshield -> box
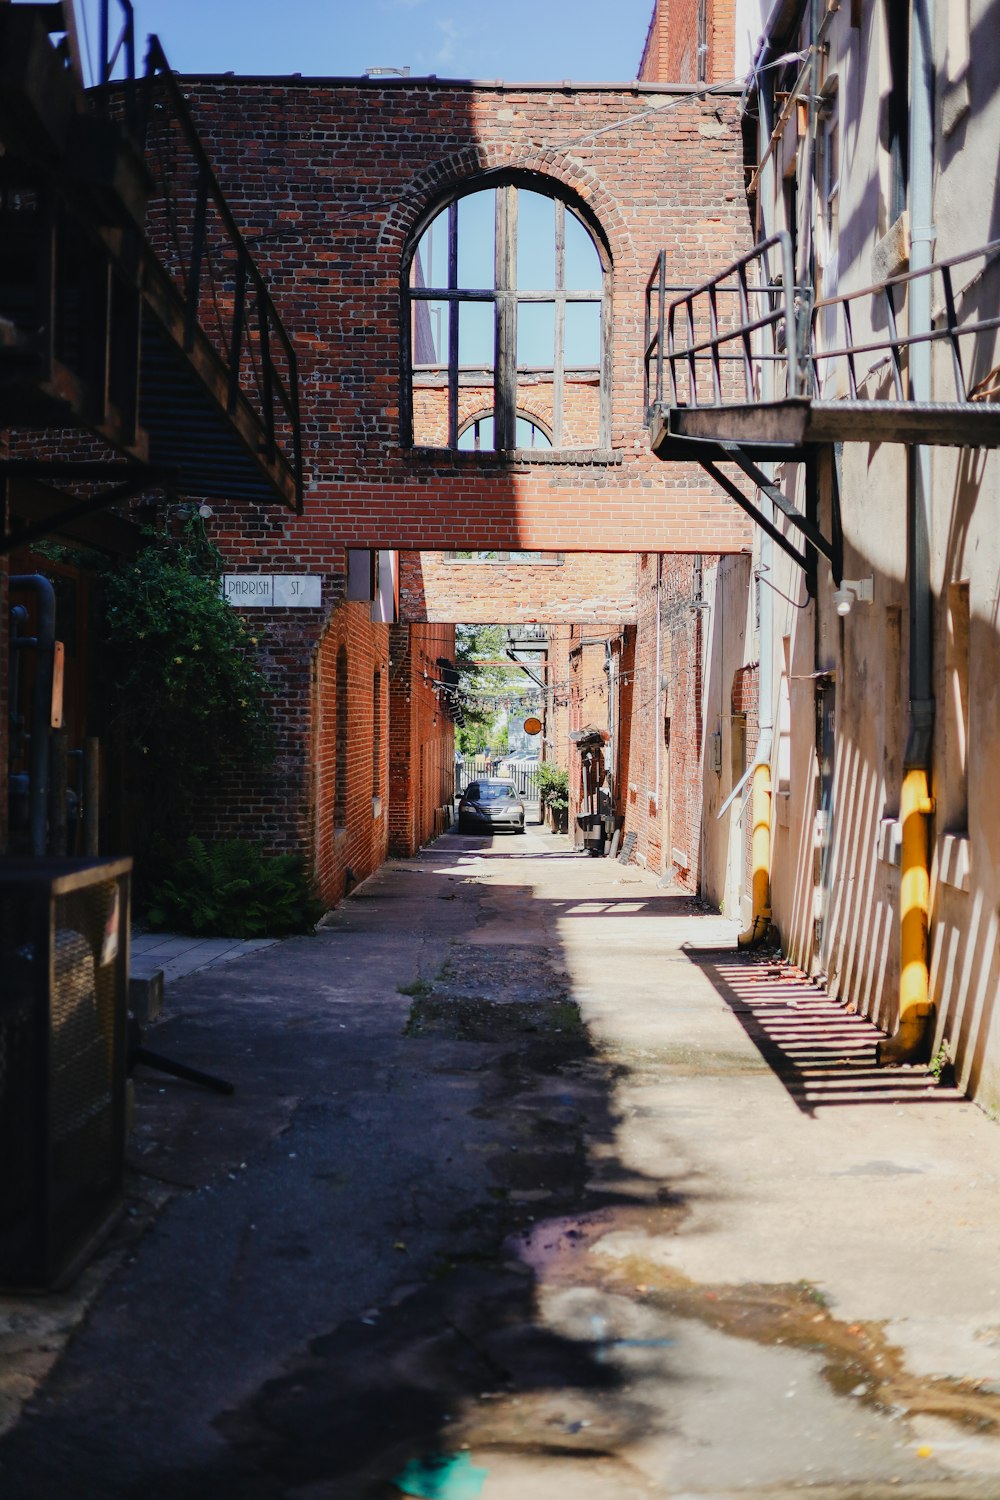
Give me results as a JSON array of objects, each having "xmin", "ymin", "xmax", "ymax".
[{"xmin": 476, "ymin": 783, "xmax": 518, "ymax": 801}]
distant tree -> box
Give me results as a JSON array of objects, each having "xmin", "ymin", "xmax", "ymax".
[{"xmin": 453, "ymin": 624, "xmax": 513, "ymax": 751}]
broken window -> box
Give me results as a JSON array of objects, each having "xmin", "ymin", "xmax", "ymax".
[{"xmin": 403, "ymin": 180, "xmax": 608, "ymax": 452}]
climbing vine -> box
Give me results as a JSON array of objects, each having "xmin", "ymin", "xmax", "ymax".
[{"xmin": 101, "ymin": 521, "xmax": 272, "ymax": 852}]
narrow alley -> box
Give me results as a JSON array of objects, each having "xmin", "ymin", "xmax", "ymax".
[{"xmin": 2, "ymin": 822, "xmax": 999, "ymax": 1498}]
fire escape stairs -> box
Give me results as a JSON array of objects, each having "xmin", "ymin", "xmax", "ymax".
[
  {"xmin": 644, "ymin": 233, "xmax": 1000, "ymax": 594},
  {"xmin": 0, "ymin": 0, "xmax": 303, "ymax": 553}
]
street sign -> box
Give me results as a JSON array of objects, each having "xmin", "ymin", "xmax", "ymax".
[
  {"xmin": 523, "ymin": 716, "xmax": 542, "ymax": 735},
  {"xmin": 222, "ymin": 575, "xmax": 322, "ymax": 608}
]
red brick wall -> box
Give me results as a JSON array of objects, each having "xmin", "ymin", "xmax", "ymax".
[
  {"xmin": 311, "ymin": 600, "xmax": 393, "ymax": 904},
  {"xmin": 388, "ymin": 620, "xmax": 456, "ymax": 857},
  {"xmin": 638, "ymin": 1, "xmax": 737, "ymax": 86},
  {"xmin": 399, "ymin": 551, "xmax": 637, "ymax": 625},
  {"xmin": 161, "ymin": 76, "xmax": 751, "ymax": 557}
]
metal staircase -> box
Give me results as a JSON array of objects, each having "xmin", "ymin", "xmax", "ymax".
[{"xmin": 0, "ymin": 0, "xmax": 302, "ymax": 552}]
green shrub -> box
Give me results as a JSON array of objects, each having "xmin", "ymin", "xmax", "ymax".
[
  {"xmin": 537, "ymin": 763, "xmax": 569, "ymax": 811},
  {"xmin": 146, "ymin": 837, "xmax": 324, "ymax": 938}
]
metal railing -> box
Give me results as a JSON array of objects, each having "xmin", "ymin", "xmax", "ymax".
[
  {"xmin": 91, "ymin": 5, "xmax": 303, "ymax": 507},
  {"xmin": 645, "ymin": 231, "xmax": 1000, "ymax": 420},
  {"xmin": 645, "ymin": 234, "xmax": 800, "ymax": 413}
]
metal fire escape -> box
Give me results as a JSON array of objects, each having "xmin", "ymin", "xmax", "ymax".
[
  {"xmin": 0, "ymin": 0, "xmax": 303, "ymax": 552},
  {"xmin": 644, "ymin": 232, "xmax": 1000, "ymax": 590}
]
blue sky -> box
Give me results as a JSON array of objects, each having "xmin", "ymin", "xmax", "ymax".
[{"xmin": 77, "ymin": 0, "xmax": 656, "ymax": 84}]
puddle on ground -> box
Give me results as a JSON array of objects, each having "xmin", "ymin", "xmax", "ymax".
[{"xmin": 511, "ymin": 1207, "xmax": 1000, "ymax": 1439}]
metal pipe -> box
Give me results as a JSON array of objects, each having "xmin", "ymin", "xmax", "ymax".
[
  {"xmin": 878, "ymin": 0, "xmax": 937, "ymax": 1067},
  {"xmin": 49, "ymin": 730, "xmax": 69, "ymax": 857},
  {"xmin": 655, "ymin": 554, "xmax": 662, "ymax": 819},
  {"xmin": 10, "ymin": 576, "xmax": 57, "ymax": 858},
  {"xmin": 738, "ymin": 69, "xmax": 778, "ymax": 951},
  {"xmin": 83, "ymin": 738, "xmax": 100, "ymax": 856}
]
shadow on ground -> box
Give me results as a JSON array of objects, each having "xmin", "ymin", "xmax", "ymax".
[
  {"xmin": 0, "ymin": 843, "xmax": 680, "ymax": 1498},
  {"xmin": 689, "ymin": 949, "xmax": 966, "ymax": 1116}
]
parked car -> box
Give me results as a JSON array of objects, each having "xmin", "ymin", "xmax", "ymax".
[{"xmin": 457, "ymin": 779, "xmax": 526, "ymax": 834}]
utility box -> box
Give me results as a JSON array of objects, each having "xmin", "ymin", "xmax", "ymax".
[{"xmin": 0, "ymin": 857, "xmax": 131, "ymax": 1290}]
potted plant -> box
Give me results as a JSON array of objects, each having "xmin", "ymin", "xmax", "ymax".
[{"xmin": 537, "ymin": 763, "xmax": 570, "ymax": 834}]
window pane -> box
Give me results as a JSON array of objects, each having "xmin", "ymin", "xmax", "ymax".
[
  {"xmin": 457, "ymin": 414, "xmax": 495, "ymax": 451},
  {"xmin": 457, "ymin": 190, "xmax": 496, "ymax": 290},
  {"xmin": 517, "ymin": 301, "xmax": 554, "ymax": 368},
  {"xmin": 564, "ymin": 210, "xmax": 602, "ymax": 291},
  {"xmin": 412, "ymin": 298, "xmax": 449, "ymax": 366},
  {"xmin": 413, "ymin": 208, "xmax": 449, "ymax": 290},
  {"xmin": 565, "ymin": 301, "xmax": 601, "ymax": 367},
  {"xmin": 516, "ymin": 191, "xmax": 555, "ymax": 290},
  {"xmin": 458, "ymin": 301, "xmax": 494, "ymax": 369},
  {"xmin": 515, "ymin": 415, "xmax": 552, "ymax": 448}
]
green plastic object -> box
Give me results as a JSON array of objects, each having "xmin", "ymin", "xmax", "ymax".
[{"xmin": 393, "ymin": 1450, "xmax": 489, "ymax": 1500}]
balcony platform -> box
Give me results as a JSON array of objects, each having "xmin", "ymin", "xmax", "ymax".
[{"xmin": 650, "ymin": 398, "xmax": 1000, "ymax": 456}]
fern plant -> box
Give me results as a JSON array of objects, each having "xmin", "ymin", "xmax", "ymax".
[{"xmin": 147, "ymin": 837, "xmax": 324, "ymax": 938}]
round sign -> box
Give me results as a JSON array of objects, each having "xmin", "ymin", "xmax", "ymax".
[{"xmin": 523, "ymin": 716, "xmax": 542, "ymax": 736}]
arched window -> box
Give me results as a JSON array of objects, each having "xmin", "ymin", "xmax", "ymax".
[
  {"xmin": 457, "ymin": 407, "xmax": 552, "ymax": 452},
  {"xmin": 403, "ymin": 178, "xmax": 609, "ymax": 452}
]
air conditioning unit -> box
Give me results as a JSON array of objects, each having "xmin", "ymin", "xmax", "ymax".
[{"xmin": 0, "ymin": 857, "xmax": 131, "ymax": 1290}]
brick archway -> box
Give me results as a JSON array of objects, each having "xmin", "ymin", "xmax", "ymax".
[{"xmin": 378, "ymin": 143, "xmax": 635, "ymax": 271}]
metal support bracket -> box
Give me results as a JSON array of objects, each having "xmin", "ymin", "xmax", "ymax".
[
  {"xmin": 698, "ymin": 441, "xmax": 843, "ymax": 597},
  {"xmin": 719, "ymin": 443, "xmax": 835, "ymax": 562},
  {"xmin": 700, "ymin": 457, "xmax": 810, "ymax": 579}
]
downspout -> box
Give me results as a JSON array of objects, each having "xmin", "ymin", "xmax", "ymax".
[
  {"xmin": 738, "ymin": 544, "xmax": 774, "ymax": 947},
  {"xmin": 654, "ymin": 553, "xmax": 662, "ymax": 811},
  {"xmin": 878, "ymin": 0, "xmax": 936, "ymax": 1065},
  {"xmin": 738, "ymin": 59, "xmax": 779, "ymax": 950},
  {"xmin": 10, "ymin": 575, "xmax": 57, "ymax": 858}
]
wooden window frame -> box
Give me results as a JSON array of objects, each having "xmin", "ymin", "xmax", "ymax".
[{"xmin": 401, "ymin": 174, "xmax": 611, "ymax": 453}]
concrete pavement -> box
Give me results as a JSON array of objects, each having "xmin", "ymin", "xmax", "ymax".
[{"xmin": 1, "ymin": 819, "xmax": 999, "ymax": 1497}]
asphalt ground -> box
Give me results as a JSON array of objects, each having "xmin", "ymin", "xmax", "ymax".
[{"xmin": 2, "ymin": 819, "xmax": 1000, "ymax": 1498}]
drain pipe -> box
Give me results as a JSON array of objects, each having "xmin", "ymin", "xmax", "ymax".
[
  {"xmin": 878, "ymin": 0, "xmax": 936, "ymax": 1065},
  {"xmin": 10, "ymin": 575, "xmax": 57, "ymax": 857},
  {"xmin": 738, "ymin": 62, "xmax": 778, "ymax": 951},
  {"xmin": 738, "ymin": 566, "xmax": 774, "ymax": 948}
]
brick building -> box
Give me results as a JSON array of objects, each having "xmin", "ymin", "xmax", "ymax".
[
  {"xmin": 138, "ymin": 72, "xmax": 751, "ymax": 897},
  {"xmin": 639, "ymin": 0, "xmax": 738, "ymax": 88},
  {"xmin": 3, "ymin": 14, "xmax": 757, "ymax": 917}
]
